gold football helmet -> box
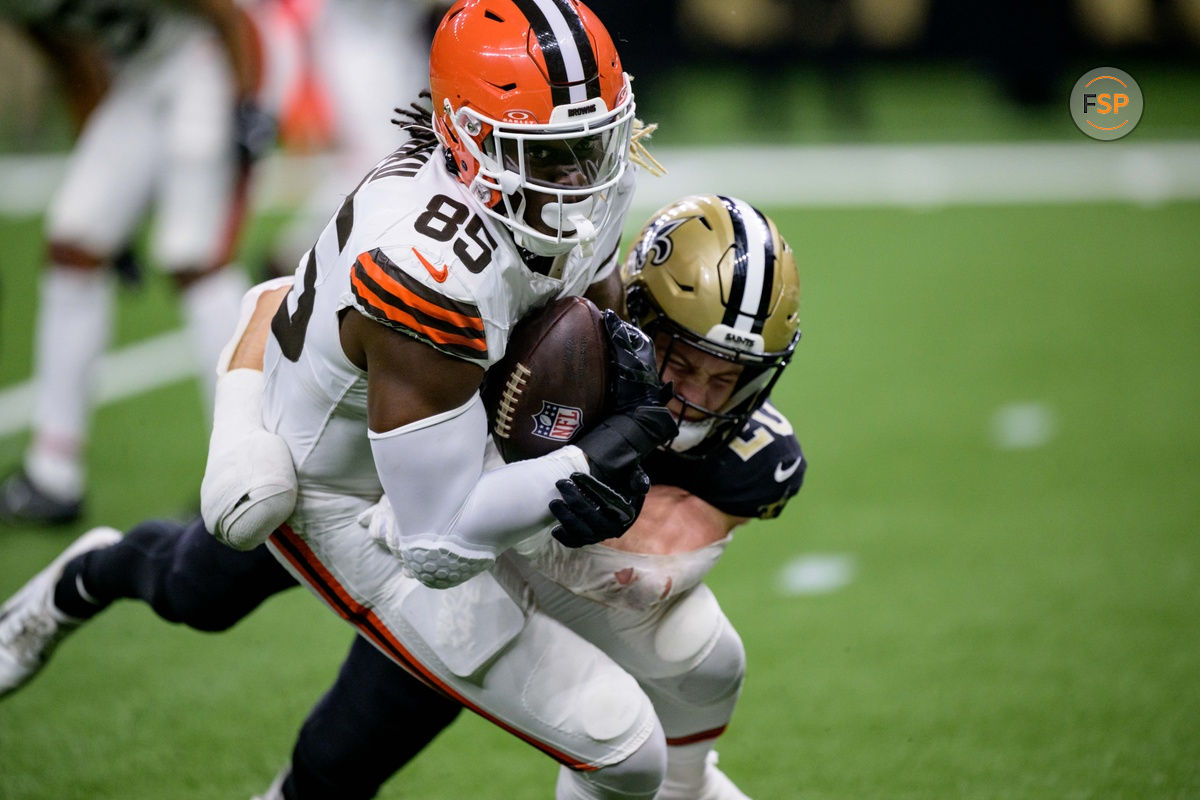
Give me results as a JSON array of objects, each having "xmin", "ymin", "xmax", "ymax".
[{"xmin": 622, "ymin": 194, "xmax": 801, "ymax": 453}]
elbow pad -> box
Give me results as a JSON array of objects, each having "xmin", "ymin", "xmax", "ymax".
[
  {"xmin": 200, "ymin": 369, "xmax": 298, "ymax": 550},
  {"xmin": 369, "ymin": 394, "xmax": 588, "ymax": 588}
]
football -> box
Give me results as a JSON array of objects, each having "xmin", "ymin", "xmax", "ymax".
[{"xmin": 482, "ymin": 296, "xmax": 610, "ymax": 462}]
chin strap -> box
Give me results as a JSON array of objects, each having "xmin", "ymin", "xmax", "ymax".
[{"xmin": 542, "ymin": 197, "xmax": 598, "ymax": 256}]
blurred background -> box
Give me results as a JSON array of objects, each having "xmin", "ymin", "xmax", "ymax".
[
  {"xmin": 4, "ymin": 0, "xmax": 1200, "ymax": 148},
  {"xmin": 1, "ymin": 1, "xmax": 1198, "ymax": 798}
]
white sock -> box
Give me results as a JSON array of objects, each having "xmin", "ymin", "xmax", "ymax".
[
  {"xmin": 25, "ymin": 267, "xmax": 115, "ymax": 501},
  {"xmin": 179, "ymin": 266, "xmax": 250, "ymax": 413},
  {"xmin": 656, "ymin": 740, "xmax": 714, "ymax": 799},
  {"xmin": 659, "ymin": 742, "xmax": 750, "ymax": 800}
]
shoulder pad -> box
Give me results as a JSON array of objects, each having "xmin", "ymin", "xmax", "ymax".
[{"xmin": 350, "ymin": 247, "xmax": 488, "ymax": 362}]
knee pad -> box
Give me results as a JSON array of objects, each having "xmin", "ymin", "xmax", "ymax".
[
  {"xmin": 672, "ymin": 622, "xmax": 745, "ymax": 709},
  {"xmin": 653, "ymin": 585, "xmax": 724, "ymax": 668},
  {"xmin": 643, "ymin": 620, "xmax": 746, "ymax": 740},
  {"xmin": 556, "ymin": 716, "xmax": 666, "ymax": 800}
]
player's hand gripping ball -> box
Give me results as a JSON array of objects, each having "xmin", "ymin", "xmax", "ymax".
[{"xmin": 482, "ymin": 296, "xmax": 611, "ymax": 462}]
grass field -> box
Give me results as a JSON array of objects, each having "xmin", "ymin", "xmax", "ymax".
[{"xmin": 2, "ymin": 197, "xmax": 1199, "ymax": 799}]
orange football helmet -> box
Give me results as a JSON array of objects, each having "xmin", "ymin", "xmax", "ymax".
[{"xmin": 429, "ymin": 0, "xmax": 635, "ymax": 255}]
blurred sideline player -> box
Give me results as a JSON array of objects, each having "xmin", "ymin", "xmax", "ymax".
[
  {"xmin": 254, "ymin": 0, "xmax": 441, "ymax": 276},
  {"xmin": 0, "ymin": 0, "xmax": 268, "ymax": 525},
  {"xmin": 0, "ymin": 194, "xmax": 805, "ymax": 800}
]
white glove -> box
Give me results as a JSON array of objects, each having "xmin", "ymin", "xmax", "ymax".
[
  {"xmin": 358, "ymin": 494, "xmax": 404, "ymax": 558},
  {"xmin": 356, "ymin": 495, "xmax": 497, "ymax": 589}
]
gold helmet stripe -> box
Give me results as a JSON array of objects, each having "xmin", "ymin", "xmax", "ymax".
[{"xmin": 718, "ymin": 195, "xmax": 776, "ymax": 336}]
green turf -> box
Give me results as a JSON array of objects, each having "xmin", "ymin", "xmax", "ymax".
[{"xmin": 1, "ymin": 201, "xmax": 1199, "ymax": 798}]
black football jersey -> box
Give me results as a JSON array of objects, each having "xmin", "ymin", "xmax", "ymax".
[{"xmin": 643, "ymin": 401, "xmax": 805, "ymax": 520}]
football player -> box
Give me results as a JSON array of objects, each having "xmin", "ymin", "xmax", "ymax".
[
  {"xmin": 0, "ymin": 193, "xmax": 804, "ymax": 799},
  {"xmin": 222, "ymin": 1, "xmax": 683, "ymax": 794},
  {"xmin": 312, "ymin": 193, "xmax": 805, "ymax": 800},
  {"xmin": 0, "ymin": 0, "xmax": 267, "ymax": 525}
]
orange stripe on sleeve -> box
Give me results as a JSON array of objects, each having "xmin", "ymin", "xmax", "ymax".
[
  {"xmin": 357, "ymin": 251, "xmax": 483, "ymax": 332},
  {"xmin": 351, "ymin": 271, "xmax": 488, "ymax": 352}
]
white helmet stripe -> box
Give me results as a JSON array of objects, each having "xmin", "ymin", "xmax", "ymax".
[
  {"xmin": 735, "ymin": 197, "xmax": 767, "ymax": 331},
  {"xmin": 718, "ymin": 196, "xmax": 773, "ymax": 334},
  {"xmin": 516, "ymin": 0, "xmax": 595, "ymax": 105},
  {"xmin": 539, "ymin": 0, "xmax": 588, "ymax": 101}
]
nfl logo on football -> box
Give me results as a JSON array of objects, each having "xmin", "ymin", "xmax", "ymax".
[{"xmin": 531, "ymin": 401, "xmax": 583, "ymax": 442}]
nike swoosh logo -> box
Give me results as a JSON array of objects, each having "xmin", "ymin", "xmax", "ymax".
[
  {"xmin": 774, "ymin": 458, "xmax": 801, "ymax": 482},
  {"xmin": 412, "ymin": 247, "xmax": 448, "ymax": 283}
]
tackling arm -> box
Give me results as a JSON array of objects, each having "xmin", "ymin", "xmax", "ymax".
[
  {"xmin": 201, "ymin": 280, "xmax": 298, "ymax": 550},
  {"xmin": 529, "ymin": 484, "xmax": 748, "ymax": 613},
  {"xmin": 604, "ymin": 485, "xmax": 746, "ymax": 555}
]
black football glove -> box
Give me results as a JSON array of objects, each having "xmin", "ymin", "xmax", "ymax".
[
  {"xmin": 572, "ymin": 310, "xmax": 678, "ymax": 484},
  {"xmin": 233, "ymin": 99, "xmax": 277, "ymax": 168},
  {"xmin": 602, "ymin": 310, "xmax": 661, "ymax": 412},
  {"xmin": 549, "ymin": 469, "xmax": 650, "ymax": 548},
  {"xmin": 574, "ymin": 405, "xmax": 676, "ymax": 487}
]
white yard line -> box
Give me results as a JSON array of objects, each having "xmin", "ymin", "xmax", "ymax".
[
  {"xmin": 0, "ymin": 331, "xmax": 197, "ymax": 439},
  {"xmin": 2, "ymin": 141, "xmax": 1199, "ymax": 218},
  {"xmin": 778, "ymin": 554, "xmax": 856, "ymax": 596},
  {"xmin": 633, "ymin": 141, "xmax": 1200, "ymax": 209},
  {"xmin": 991, "ymin": 402, "xmax": 1057, "ymax": 450}
]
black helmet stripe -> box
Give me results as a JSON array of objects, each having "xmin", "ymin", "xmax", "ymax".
[
  {"xmin": 511, "ymin": 0, "xmax": 601, "ymax": 106},
  {"xmin": 718, "ymin": 195, "xmax": 776, "ymax": 335}
]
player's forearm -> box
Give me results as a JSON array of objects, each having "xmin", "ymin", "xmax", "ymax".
[
  {"xmin": 201, "ymin": 279, "xmax": 298, "ymax": 549},
  {"xmin": 227, "ymin": 284, "xmax": 291, "ymax": 371},
  {"xmin": 600, "ymin": 486, "xmax": 744, "ymax": 555},
  {"xmin": 370, "ymin": 393, "xmax": 589, "ymax": 587}
]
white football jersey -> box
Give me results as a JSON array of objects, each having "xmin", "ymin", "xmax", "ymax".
[{"xmin": 262, "ymin": 135, "xmax": 633, "ymax": 504}]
